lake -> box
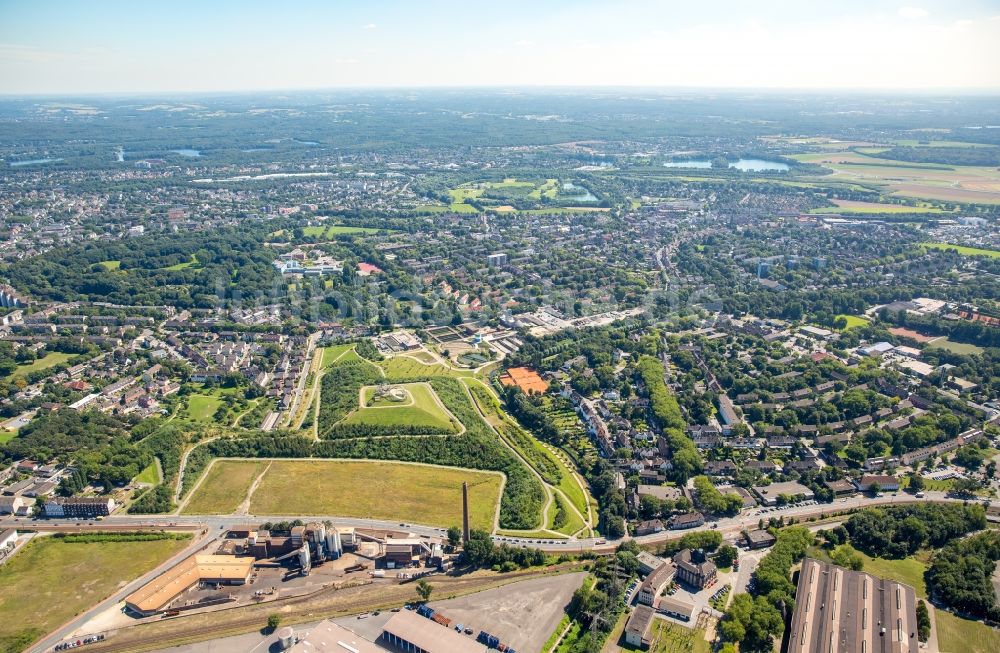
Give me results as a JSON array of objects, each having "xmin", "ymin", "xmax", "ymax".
[
  {"xmin": 9, "ymin": 158, "xmax": 63, "ymax": 166},
  {"xmin": 729, "ymin": 158, "xmax": 789, "ymax": 172},
  {"xmin": 662, "ymin": 158, "xmax": 789, "ymax": 171},
  {"xmin": 662, "ymin": 160, "xmax": 712, "ymax": 169},
  {"xmin": 172, "ymin": 149, "xmax": 202, "ymax": 157},
  {"xmin": 562, "ymin": 181, "xmax": 598, "ymax": 202}
]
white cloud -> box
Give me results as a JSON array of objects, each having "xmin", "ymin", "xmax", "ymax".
[
  {"xmin": 898, "ymin": 7, "xmax": 929, "ymax": 19},
  {"xmin": 364, "ymin": 23, "xmax": 377, "ymax": 30},
  {"xmin": 953, "ymin": 18, "xmax": 974, "ymax": 28}
]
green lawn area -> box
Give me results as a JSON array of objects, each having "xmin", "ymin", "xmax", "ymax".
[
  {"xmin": 378, "ymin": 355, "xmax": 472, "ymax": 379},
  {"xmin": 303, "ymin": 224, "xmax": 382, "ymax": 237},
  {"xmin": 9, "ymin": 352, "xmax": 75, "ymax": 379},
  {"xmin": 182, "ymin": 460, "xmax": 266, "ymax": 514},
  {"xmin": 186, "ymin": 393, "xmax": 223, "ymax": 422},
  {"xmin": 921, "ymin": 242, "xmax": 1000, "ymax": 258},
  {"xmin": 836, "ymin": 314, "xmax": 871, "ymax": 330},
  {"xmin": 320, "ymin": 344, "xmax": 356, "ymax": 369},
  {"xmin": 647, "ymin": 620, "xmax": 711, "ymax": 653},
  {"xmin": 894, "ymin": 139, "xmax": 994, "ymax": 148},
  {"xmin": 97, "ymin": 259, "xmax": 121, "ymax": 270},
  {"xmin": 343, "ymin": 382, "xmax": 459, "ymax": 431},
  {"xmin": 248, "ymin": 460, "xmax": 502, "ymax": 530},
  {"xmin": 926, "ymin": 337, "xmax": 985, "ymax": 356},
  {"xmin": 935, "ymin": 608, "xmax": 1000, "ymax": 653},
  {"xmin": 134, "ymin": 462, "xmax": 160, "ymax": 485},
  {"xmin": 161, "ymin": 253, "xmax": 199, "ymax": 270},
  {"xmin": 857, "ymin": 551, "xmax": 928, "ymax": 599},
  {"xmin": 0, "ymin": 429, "xmax": 18, "ymax": 444},
  {"xmin": 0, "ymin": 536, "xmax": 189, "ymax": 653}
]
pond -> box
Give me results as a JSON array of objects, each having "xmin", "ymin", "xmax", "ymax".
[
  {"xmin": 562, "ymin": 181, "xmax": 598, "ymax": 202},
  {"xmin": 172, "ymin": 149, "xmax": 202, "ymax": 157},
  {"xmin": 662, "ymin": 159, "xmax": 712, "ymax": 169}
]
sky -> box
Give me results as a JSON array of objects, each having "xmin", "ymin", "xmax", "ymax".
[{"xmin": 1, "ymin": 0, "xmax": 999, "ymax": 95}]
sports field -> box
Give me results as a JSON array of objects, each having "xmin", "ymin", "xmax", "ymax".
[
  {"xmin": 343, "ymin": 382, "xmax": 459, "ymax": 431},
  {"xmin": 247, "ymin": 459, "xmax": 502, "ymax": 530},
  {"xmin": 9, "ymin": 352, "xmax": 75, "ymax": 379},
  {"xmin": 182, "ymin": 460, "xmax": 266, "ymax": 514},
  {"xmin": 920, "ymin": 242, "xmax": 1000, "ymax": 259},
  {"xmin": 0, "ymin": 535, "xmax": 189, "ymax": 653},
  {"xmin": 926, "ymin": 337, "xmax": 985, "ymax": 356},
  {"xmin": 185, "ymin": 393, "xmax": 224, "ymax": 422}
]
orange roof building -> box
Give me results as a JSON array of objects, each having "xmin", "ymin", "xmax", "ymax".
[{"xmin": 498, "ymin": 367, "xmax": 549, "ymax": 394}]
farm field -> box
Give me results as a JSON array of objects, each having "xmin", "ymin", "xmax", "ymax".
[
  {"xmin": 182, "ymin": 460, "xmax": 266, "ymax": 514},
  {"xmin": 247, "ymin": 460, "xmax": 502, "ymax": 530},
  {"xmin": 935, "ymin": 608, "xmax": 1000, "ymax": 653},
  {"xmin": 791, "ymin": 150, "xmax": 1000, "ymax": 204},
  {"xmin": 810, "ymin": 199, "xmax": 945, "ymax": 214},
  {"xmin": 343, "ymin": 382, "xmax": 459, "ymax": 431},
  {"xmin": 9, "ymin": 351, "xmax": 75, "ymax": 379},
  {"xmin": 0, "ymin": 535, "xmax": 189, "ymax": 653},
  {"xmin": 920, "ymin": 242, "xmax": 1000, "ymax": 259}
]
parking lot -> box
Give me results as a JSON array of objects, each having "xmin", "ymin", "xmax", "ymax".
[{"xmin": 424, "ymin": 572, "xmax": 587, "ymax": 653}]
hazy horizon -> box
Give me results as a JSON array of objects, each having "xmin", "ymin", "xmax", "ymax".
[{"xmin": 2, "ymin": 0, "xmax": 999, "ymax": 95}]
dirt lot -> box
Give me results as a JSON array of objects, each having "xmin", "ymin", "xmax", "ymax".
[{"xmin": 427, "ymin": 571, "xmax": 586, "ymax": 652}]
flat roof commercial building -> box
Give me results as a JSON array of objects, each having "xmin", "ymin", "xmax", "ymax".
[
  {"xmin": 380, "ymin": 610, "xmax": 488, "ymax": 652},
  {"xmin": 788, "ymin": 558, "xmax": 919, "ymax": 653},
  {"xmin": 751, "ymin": 481, "xmax": 814, "ymax": 506},
  {"xmin": 124, "ymin": 554, "xmax": 254, "ymax": 616},
  {"xmin": 289, "ymin": 620, "xmax": 382, "ymax": 652}
]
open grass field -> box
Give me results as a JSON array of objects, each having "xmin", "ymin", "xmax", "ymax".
[
  {"xmin": 320, "ymin": 344, "xmax": 356, "ymax": 369},
  {"xmin": 810, "ymin": 199, "xmax": 946, "ymax": 214},
  {"xmin": 97, "ymin": 259, "xmax": 121, "ymax": 270},
  {"xmin": 182, "ymin": 460, "xmax": 266, "ymax": 514},
  {"xmin": 247, "ymin": 460, "xmax": 502, "ymax": 530},
  {"xmin": 343, "ymin": 382, "xmax": 459, "ymax": 431},
  {"xmin": 926, "ymin": 337, "xmax": 985, "ymax": 356},
  {"xmin": 134, "ymin": 462, "xmax": 160, "ymax": 485},
  {"xmin": 894, "ymin": 139, "xmax": 994, "ymax": 148},
  {"xmin": 0, "ymin": 536, "xmax": 189, "ymax": 653},
  {"xmin": 0, "ymin": 430, "xmax": 17, "ymax": 444},
  {"xmin": 857, "ymin": 551, "xmax": 928, "ymax": 598},
  {"xmin": 9, "ymin": 352, "xmax": 75, "ymax": 379},
  {"xmin": 921, "ymin": 242, "xmax": 1000, "ymax": 258},
  {"xmin": 935, "ymin": 608, "xmax": 1000, "ymax": 653},
  {"xmin": 301, "ymin": 224, "xmax": 382, "ymax": 237},
  {"xmin": 791, "ymin": 150, "xmax": 1000, "ymax": 204},
  {"xmin": 161, "ymin": 254, "xmax": 199, "ymax": 271},
  {"xmin": 185, "ymin": 393, "xmax": 224, "ymax": 423},
  {"xmin": 378, "ymin": 355, "xmax": 473, "ymax": 379},
  {"xmin": 836, "ymin": 314, "xmax": 871, "ymax": 330}
]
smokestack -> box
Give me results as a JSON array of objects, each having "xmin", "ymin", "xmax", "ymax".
[{"xmin": 462, "ymin": 481, "xmax": 470, "ymax": 544}]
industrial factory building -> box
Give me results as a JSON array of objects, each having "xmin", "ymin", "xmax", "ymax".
[
  {"xmin": 380, "ymin": 610, "xmax": 488, "ymax": 652},
  {"xmin": 787, "ymin": 558, "xmax": 919, "ymax": 653},
  {"xmin": 124, "ymin": 554, "xmax": 254, "ymax": 616}
]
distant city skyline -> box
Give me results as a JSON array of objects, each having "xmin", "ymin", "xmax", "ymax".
[{"xmin": 1, "ymin": 0, "xmax": 999, "ymax": 95}]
